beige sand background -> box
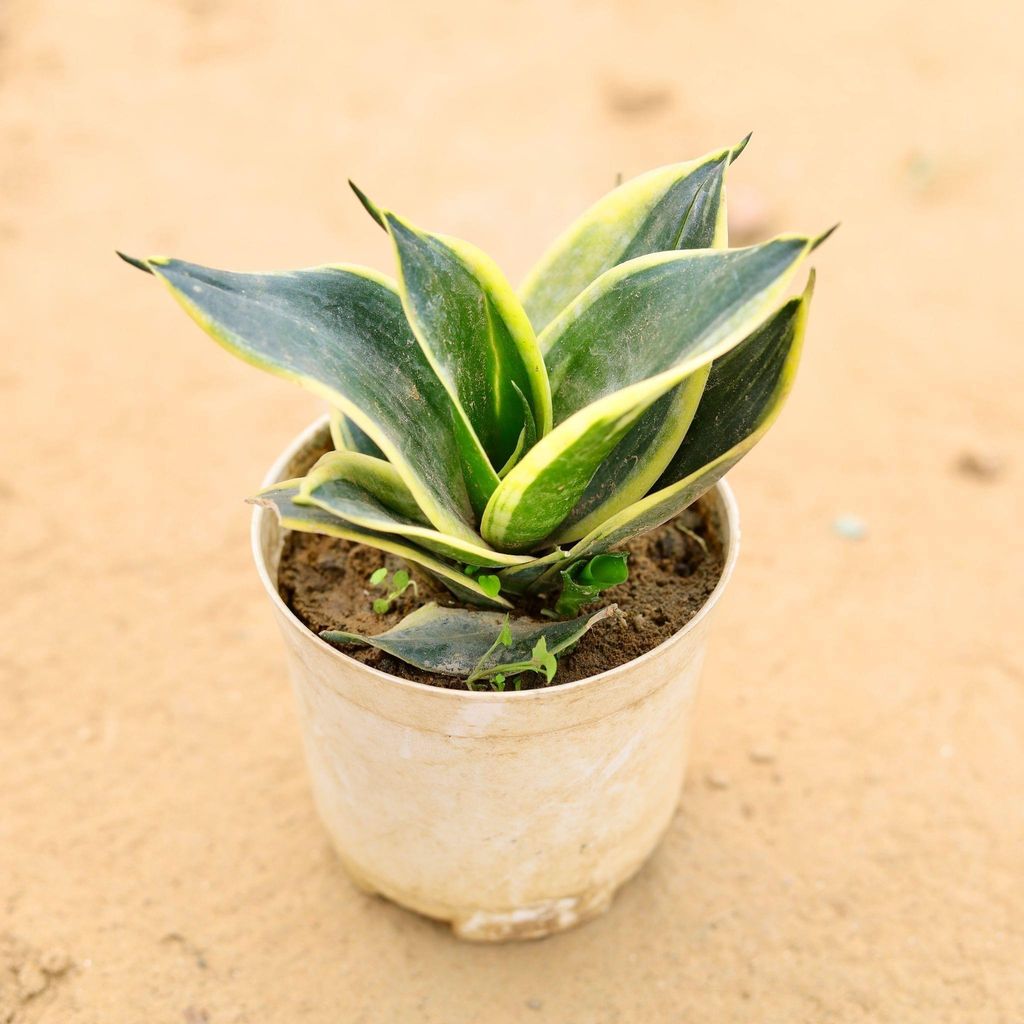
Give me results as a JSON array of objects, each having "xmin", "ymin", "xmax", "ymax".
[{"xmin": 2, "ymin": 0, "xmax": 1022, "ymax": 1020}]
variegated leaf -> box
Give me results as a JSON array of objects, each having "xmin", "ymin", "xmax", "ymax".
[
  {"xmin": 298, "ymin": 453, "xmax": 531, "ymax": 568},
  {"xmin": 481, "ymin": 236, "xmax": 816, "ymax": 550},
  {"xmin": 329, "ymin": 407, "xmax": 384, "ymax": 459},
  {"xmin": 546, "ymin": 275, "xmax": 814, "ymax": 575},
  {"xmin": 122, "ymin": 256, "xmax": 499, "ymax": 542},
  {"xmin": 381, "ymin": 210, "xmax": 552, "ymax": 469},
  {"xmin": 519, "ymin": 137, "xmax": 746, "ymax": 336},
  {"xmin": 553, "ymin": 156, "xmax": 732, "ymax": 541},
  {"xmin": 253, "ymin": 483, "xmax": 511, "ymax": 608},
  {"xmin": 553, "ymin": 366, "xmax": 709, "ymax": 543},
  {"xmin": 321, "ymin": 601, "xmax": 614, "ymax": 678}
]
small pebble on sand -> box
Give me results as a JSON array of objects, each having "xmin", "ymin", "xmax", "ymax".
[
  {"xmin": 749, "ymin": 747, "xmax": 777, "ymax": 764},
  {"xmin": 705, "ymin": 770, "xmax": 731, "ymax": 790},
  {"xmin": 832, "ymin": 515, "xmax": 867, "ymax": 541}
]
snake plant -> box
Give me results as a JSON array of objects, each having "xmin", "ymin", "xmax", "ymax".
[{"xmin": 121, "ymin": 137, "xmax": 828, "ymax": 682}]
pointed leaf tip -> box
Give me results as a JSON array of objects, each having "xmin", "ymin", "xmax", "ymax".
[
  {"xmin": 348, "ymin": 180, "xmax": 386, "ymax": 229},
  {"xmin": 729, "ymin": 132, "xmax": 753, "ymax": 162},
  {"xmin": 116, "ymin": 250, "xmax": 153, "ymax": 274},
  {"xmin": 811, "ymin": 223, "xmax": 840, "ymax": 251}
]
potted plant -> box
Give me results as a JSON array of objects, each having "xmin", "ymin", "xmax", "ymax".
[{"xmin": 121, "ymin": 137, "xmax": 829, "ymax": 941}]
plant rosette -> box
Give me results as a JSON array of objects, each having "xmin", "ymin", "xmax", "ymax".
[{"xmin": 124, "ymin": 138, "xmax": 828, "ymax": 939}]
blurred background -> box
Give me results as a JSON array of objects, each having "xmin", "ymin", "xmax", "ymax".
[{"xmin": 2, "ymin": 0, "xmax": 1021, "ymax": 1021}]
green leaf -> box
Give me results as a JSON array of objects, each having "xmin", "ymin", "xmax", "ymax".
[
  {"xmin": 481, "ymin": 236, "xmax": 816, "ymax": 550},
  {"xmin": 550, "ymin": 276, "xmax": 814, "ymax": 572},
  {"xmin": 392, "ymin": 569, "xmax": 410, "ymax": 590},
  {"xmin": 381, "ymin": 209, "xmax": 553, "ymax": 469},
  {"xmin": 329, "ymin": 407, "xmax": 384, "ymax": 459},
  {"xmin": 372, "ymin": 598, "xmax": 390, "ymax": 614},
  {"xmin": 519, "ymin": 139, "xmax": 745, "ymax": 335},
  {"xmin": 369, "ymin": 567, "xmax": 388, "ymax": 585},
  {"xmin": 477, "ymin": 574, "xmax": 501, "ymax": 598},
  {"xmin": 552, "ymin": 553, "xmax": 629, "ymax": 617},
  {"xmin": 304, "ymin": 451, "xmax": 427, "ymax": 522},
  {"xmin": 297, "ymin": 452, "xmax": 530, "ymax": 568},
  {"xmin": 252, "ymin": 483, "xmax": 511, "ymax": 609},
  {"xmin": 121, "ymin": 255, "xmax": 495, "ymax": 542},
  {"xmin": 496, "ymin": 381, "xmax": 538, "ymax": 479},
  {"xmin": 552, "ymin": 372, "xmax": 709, "ymax": 543},
  {"xmin": 551, "ymin": 156, "xmax": 733, "ymax": 542},
  {"xmin": 320, "ymin": 602, "xmax": 615, "ymax": 677}
]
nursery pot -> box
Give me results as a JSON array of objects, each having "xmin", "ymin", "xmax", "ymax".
[{"xmin": 252, "ymin": 417, "xmax": 740, "ymax": 941}]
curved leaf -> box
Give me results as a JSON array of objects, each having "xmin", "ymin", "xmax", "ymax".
[
  {"xmin": 321, "ymin": 602, "xmax": 614, "ymax": 678},
  {"xmin": 553, "ymin": 158, "xmax": 730, "ymax": 540},
  {"xmin": 298, "ymin": 453, "xmax": 531, "ymax": 568},
  {"xmin": 253, "ymin": 483, "xmax": 511, "ymax": 608},
  {"xmin": 123, "ymin": 256, "xmax": 494, "ymax": 543},
  {"xmin": 547, "ymin": 276, "xmax": 814, "ymax": 574},
  {"xmin": 519, "ymin": 138, "xmax": 745, "ymax": 336},
  {"xmin": 302, "ymin": 451, "xmax": 426, "ymax": 521},
  {"xmin": 552, "ymin": 367, "xmax": 709, "ymax": 543},
  {"xmin": 329, "ymin": 407, "xmax": 384, "ymax": 459},
  {"xmin": 481, "ymin": 237, "xmax": 815, "ymax": 550},
  {"xmin": 383, "ymin": 211, "xmax": 552, "ymax": 469}
]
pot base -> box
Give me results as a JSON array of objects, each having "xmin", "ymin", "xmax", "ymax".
[
  {"xmin": 450, "ymin": 883, "xmax": 618, "ymax": 942},
  {"xmin": 342, "ymin": 853, "xmax": 621, "ymax": 941}
]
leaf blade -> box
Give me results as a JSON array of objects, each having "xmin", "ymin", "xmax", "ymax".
[
  {"xmin": 519, "ymin": 141, "xmax": 743, "ymax": 336},
  {"xmin": 552, "ymin": 276, "xmax": 814, "ymax": 570},
  {"xmin": 482, "ymin": 238, "xmax": 815, "ymax": 550},
  {"xmin": 296, "ymin": 454, "xmax": 533, "ymax": 568},
  {"xmin": 253, "ymin": 483, "xmax": 511, "ymax": 608},
  {"xmin": 385, "ymin": 213, "xmax": 553, "ymax": 469},
  {"xmin": 131, "ymin": 257, "xmax": 495, "ymax": 543},
  {"xmin": 320, "ymin": 602, "xmax": 615, "ymax": 678},
  {"xmin": 552, "ymin": 159, "xmax": 731, "ymax": 540}
]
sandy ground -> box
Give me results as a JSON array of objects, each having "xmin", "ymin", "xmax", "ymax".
[{"xmin": 2, "ymin": 0, "xmax": 1022, "ymax": 1020}]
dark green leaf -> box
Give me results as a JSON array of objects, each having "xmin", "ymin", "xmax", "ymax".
[
  {"xmin": 482, "ymin": 237, "xmax": 815, "ymax": 550},
  {"xmin": 519, "ymin": 140, "xmax": 744, "ymax": 334},
  {"xmin": 124, "ymin": 256, "xmax": 495, "ymax": 540},
  {"xmin": 320, "ymin": 602, "xmax": 615, "ymax": 677},
  {"xmin": 253, "ymin": 483, "xmax": 511, "ymax": 608},
  {"xmin": 383, "ymin": 212, "xmax": 552, "ymax": 469},
  {"xmin": 549, "ymin": 276, "xmax": 814, "ymax": 572}
]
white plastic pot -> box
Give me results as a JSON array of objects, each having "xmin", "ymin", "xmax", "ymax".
[{"xmin": 252, "ymin": 417, "xmax": 740, "ymax": 941}]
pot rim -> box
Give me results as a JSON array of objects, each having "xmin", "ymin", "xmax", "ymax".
[{"xmin": 251, "ymin": 415, "xmax": 740, "ymax": 701}]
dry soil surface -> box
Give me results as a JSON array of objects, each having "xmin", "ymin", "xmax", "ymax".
[{"xmin": 2, "ymin": 1, "xmax": 1022, "ymax": 1022}]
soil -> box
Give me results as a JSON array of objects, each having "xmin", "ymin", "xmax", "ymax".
[{"xmin": 277, "ymin": 498, "xmax": 724, "ymax": 689}]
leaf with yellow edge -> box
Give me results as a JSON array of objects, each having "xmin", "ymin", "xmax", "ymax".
[
  {"xmin": 298, "ymin": 452, "xmax": 532, "ymax": 568},
  {"xmin": 519, "ymin": 137, "xmax": 747, "ymax": 336},
  {"xmin": 482, "ymin": 236, "xmax": 816, "ymax": 550},
  {"xmin": 552, "ymin": 158, "xmax": 732, "ymax": 541},
  {"xmin": 253, "ymin": 483, "xmax": 511, "ymax": 608},
  {"xmin": 321, "ymin": 602, "xmax": 615, "ymax": 680},
  {"xmin": 373, "ymin": 202, "xmax": 552, "ymax": 470},
  {"xmin": 120, "ymin": 255, "xmax": 494, "ymax": 543},
  {"xmin": 544, "ymin": 275, "xmax": 814, "ymax": 577}
]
